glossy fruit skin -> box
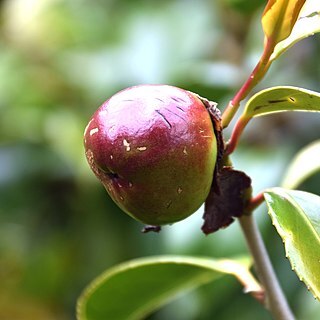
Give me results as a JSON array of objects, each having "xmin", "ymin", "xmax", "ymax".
[{"xmin": 84, "ymin": 85, "xmax": 217, "ymax": 225}]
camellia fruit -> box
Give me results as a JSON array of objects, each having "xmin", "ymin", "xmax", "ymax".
[{"xmin": 84, "ymin": 85, "xmax": 218, "ymax": 226}]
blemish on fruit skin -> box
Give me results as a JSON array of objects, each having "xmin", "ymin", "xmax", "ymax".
[
  {"xmin": 123, "ymin": 139, "xmax": 131, "ymax": 151},
  {"xmin": 107, "ymin": 172, "xmax": 119, "ymax": 180},
  {"xmin": 90, "ymin": 127, "xmax": 99, "ymax": 136},
  {"xmin": 85, "ymin": 149, "xmax": 100, "ymax": 177},
  {"xmin": 155, "ymin": 110, "xmax": 172, "ymax": 129},
  {"xmin": 183, "ymin": 146, "xmax": 188, "ymax": 155},
  {"xmin": 109, "ymin": 125, "xmax": 116, "ymax": 133},
  {"xmin": 177, "ymin": 187, "xmax": 183, "ymax": 194},
  {"xmin": 175, "ymin": 106, "xmax": 185, "ymax": 112},
  {"xmin": 164, "ymin": 107, "xmax": 187, "ymax": 123},
  {"xmin": 137, "ymin": 146, "xmax": 147, "ymax": 151}
]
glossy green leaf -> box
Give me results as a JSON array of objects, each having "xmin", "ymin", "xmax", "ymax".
[
  {"xmin": 282, "ymin": 140, "xmax": 320, "ymax": 189},
  {"xmin": 242, "ymin": 86, "xmax": 320, "ymax": 119},
  {"xmin": 262, "ymin": 0, "xmax": 306, "ymax": 44},
  {"xmin": 271, "ymin": 1, "xmax": 320, "ymax": 61},
  {"xmin": 77, "ymin": 255, "xmax": 261, "ymax": 320},
  {"xmin": 264, "ymin": 188, "xmax": 320, "ymax": 300}
]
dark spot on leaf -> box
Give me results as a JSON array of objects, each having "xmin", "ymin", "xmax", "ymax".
[
  {"xmin": 268, "ymin": 99, "xmax": 288, "ymax": 104},
  {"xmin": 202, "ymin": 167, "xmax": 252, "ymax": 235},
  {"xmin": 141, "ymin": 225, "xmax": 162, "ymax": 233},
  {"xmin": 253, "ymin": 105, "xmax": 266, "ymax": 111},
  {"xmin": 301, "ymin": 11, "xmax": 319, "ymax": 19}
]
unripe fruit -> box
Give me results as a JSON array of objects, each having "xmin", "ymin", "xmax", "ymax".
[{"xmin": 84, "ymin": 85, "xmax": 217, "ymax": 226}]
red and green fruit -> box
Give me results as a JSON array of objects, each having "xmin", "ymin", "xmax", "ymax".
[{"xmin": 84, "ymin": 85, "xmax": 217, "ymax": 225}]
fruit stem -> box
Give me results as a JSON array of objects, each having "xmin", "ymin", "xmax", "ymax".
[
  {"xmin": 221, "ymin": 38, "xmax": 275, "ymax": 129},
  {"xmin": 245, "ymin": 192, "xmax": 265, "ymax": 213},
  {"xmin": 225, "ymin": 115, "xmax": 250, "ymax": 155},
  {"xmin": 239, "ymin": 214, "xmax": 295, "ymax": 320}
]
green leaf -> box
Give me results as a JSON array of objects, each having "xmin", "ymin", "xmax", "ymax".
[
  {"xmin": 77, "ymin": 255, "xmax": 261, "ymax": 320},
  {"xmin": 282, "ymin": 140, "xmax": 320, "ymax": 189},
  {"xmin": 242, "ymin": 86, "xmax": 320, "ymax": 119},
  {"xmin": 262, "ymin": 0, "xmax": 306, "ymax": 44},
  {"xmin": 264, "ymin": 188, "xmax": 320, "ymax": 300},
  {"xmin": 271, "ymin": 2, "xmax": 320, "ymax": 61}
]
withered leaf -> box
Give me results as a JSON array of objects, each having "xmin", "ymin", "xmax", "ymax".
[{"xmin": 202, "ymin": 167, "xmax": 252, "ymax": 235}]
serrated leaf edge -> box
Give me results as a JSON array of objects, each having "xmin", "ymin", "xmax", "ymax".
[{"xmin": 264, "ymin": 188, "xmax": 320, "ymax": 300}]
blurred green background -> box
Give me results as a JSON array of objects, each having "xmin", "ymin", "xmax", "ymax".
[{"xmin": 0, "ymin": 0, "xmax": 319, "ymax": 319}]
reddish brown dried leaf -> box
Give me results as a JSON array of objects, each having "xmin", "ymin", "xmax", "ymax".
[{"xmin": 202, "ymin": 167, "xmax": 252, "ymax": 235}]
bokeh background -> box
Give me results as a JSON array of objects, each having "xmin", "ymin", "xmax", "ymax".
[{"xmin": 0, "ymin": 0, "xmax": 319, "ymax": 319}]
